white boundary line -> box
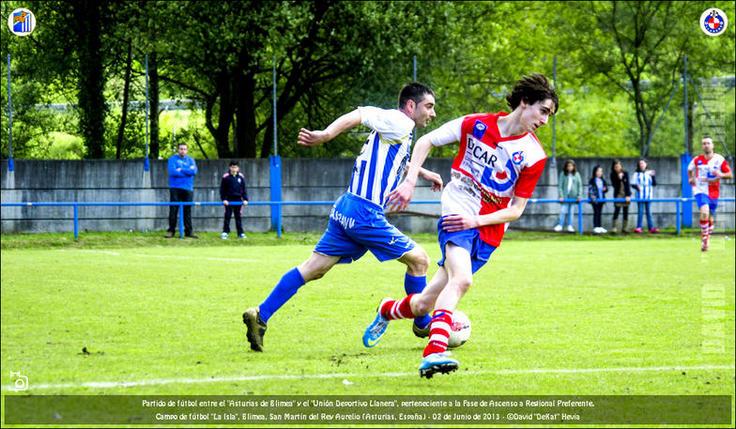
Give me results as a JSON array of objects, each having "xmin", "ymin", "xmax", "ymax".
[
  {"xmin": 59, "ymin": 249, "xmax": 121, "ymax": 256},
  {"xmin": 3, "ymin": 365, "xmax": 733, "ymax": 391},
  {"xmin": 58, "ymin": 249, "xmax": 255, "ymax": 263},
  {"xmin": 137, "ymin": 254, "xmax": 257, "ymax": 263}
]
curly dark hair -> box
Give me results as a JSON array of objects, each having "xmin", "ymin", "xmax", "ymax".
[{"xmin": 506, "ymin": 73, "xmax": 558, "ymax": 114}]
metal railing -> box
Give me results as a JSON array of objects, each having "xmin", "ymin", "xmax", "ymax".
[
  {"xmin": 532, "ymin": 197, "xmax": 735, "ymax": 235},
  {"xmin": 1, "ymin": 197, "xmax": 734, "ymax": 240}
]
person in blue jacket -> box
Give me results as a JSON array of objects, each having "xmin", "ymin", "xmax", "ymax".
[{"xmin": 166, "ymin": 143, "xmax": 198, "ymax": 238}]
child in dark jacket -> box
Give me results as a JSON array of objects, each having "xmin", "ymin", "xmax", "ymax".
[
  {"xmin": 588, "ymin": 165, "xmax": 608, "ymax": 234},
  {"xmin": 220, "ymin": 161, "xmax": 249, "ymax": 239}
]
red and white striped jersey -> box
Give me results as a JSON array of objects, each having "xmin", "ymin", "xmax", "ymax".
[
  {"xmin": 688, "ymin": 154, "xmax": 731, "ymax": 199},
  {"xmin": 429, "ymin": 112, "xmax": 547, "ymax": 247}
]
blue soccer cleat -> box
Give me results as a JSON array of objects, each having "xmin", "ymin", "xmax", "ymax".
[
  {"xmin": 419, "ymin": 352, "xmax": 459, "ymax": 379},
  {"xmin": 362, "ymin": 298, "xmax": 392, "ymax": 348}
]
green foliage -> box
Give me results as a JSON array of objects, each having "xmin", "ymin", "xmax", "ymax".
[
  {"xmin": 1, "ymin": 1, "xmax": 734, "ymax": 160},
  {"xmin": 553, "ymin": 90, "xmax": 639, "ymax": 157},
  {"xmin": 550, "ymin": 1, "xmax": 735, "ymax": 156}
]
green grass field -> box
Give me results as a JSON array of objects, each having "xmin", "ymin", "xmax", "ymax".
[{"xmin": 1, "ymin": 232, "xmax": 734, "ymax": 400}]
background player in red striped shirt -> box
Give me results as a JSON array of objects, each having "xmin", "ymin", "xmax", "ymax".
[
  {"xmin": 688, "ymin": 136, "xmax": 733, "ymax": 251},
  {"xmin": 363, "ymin": 74, "xmax": 558, "ymax": 378}
]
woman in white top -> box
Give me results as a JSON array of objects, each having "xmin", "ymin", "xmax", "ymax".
[{"xmin": 554, "ymin": 159, "xmax": 583, "ymax": 232}]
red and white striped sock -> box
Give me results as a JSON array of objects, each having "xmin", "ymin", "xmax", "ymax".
[
  {"xmin": 380, "ymin": 295, "xmax": 415, "ymax": 320},
  {"xmin": 708, "ymin": 219, "xmax": 714, "ymax": 236},
  {"xmin": 700, "ymin": 220, "xmax": 709, "ymax": 245},
  {"xmin": 423, "ymin": 309, "xmax": 453, "ymax": 357}
]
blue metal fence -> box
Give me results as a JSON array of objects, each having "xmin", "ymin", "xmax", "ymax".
[{"xmin": 2, "ymin": 197, "xmax": 733, "ymax": 240}]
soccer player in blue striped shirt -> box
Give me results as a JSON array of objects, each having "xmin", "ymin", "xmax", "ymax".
[{"xmin": 243, "ymin": 83, "xmax": 443, "ymax": 351}]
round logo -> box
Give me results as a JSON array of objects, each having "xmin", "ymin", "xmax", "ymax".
[
  {"xmin": 7, "ymin": 8, "xmax": 36, "ymax": 36},
  {"xmin": 700, "ymin": 8, "xmax": 728, "ymax": 36},
  {"xmin": 512, "ymin": 151, "xmax": 525, "ymax": 165}
]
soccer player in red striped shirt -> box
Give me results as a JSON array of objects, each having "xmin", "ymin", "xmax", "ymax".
[
  {"xmin": 363, "ymin": 74, "xmax": 558, "ymax": 378},
  {"xmin": 688, "ymin": 136, "xmax": 733, "ymax": 251}
]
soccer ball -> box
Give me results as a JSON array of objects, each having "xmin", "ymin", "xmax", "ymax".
[{"xmin": 448, "ymin": 310, "xmax": 471, "ymax": 349}]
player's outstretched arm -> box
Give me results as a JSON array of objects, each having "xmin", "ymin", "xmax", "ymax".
[
  {"xmin": 441, "ymin": 197, "xmax": 530, "ymax": 232},
  {"xmin": 297, "ymin": 109, "xmax": 362, "ymax": 147},
  {"xmin": 386, "ymin": 134, "xmax": 434, "ymax": 211}
]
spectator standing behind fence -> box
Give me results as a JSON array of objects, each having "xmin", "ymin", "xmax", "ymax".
[
  {"xmin": 220, "ymin": 161, "xmax": 249, "ymax": 240},
  {"xmin": 165, "ymin": 143, "xmax": 198, "ymax": 239},
  {"xmin": 609, "ymin": 159, "xmax": 631, "ymax": 233},
  {"xmin": 588, "ymin": 165, "xmax": 608, "ymax": 234},
  {"xmin": 553, "ymin": 159, "xmax": 583, "ymax": 233},
  {"xmin": 631, "ymin": 159, "xmax": 659, "ymax": 234}
]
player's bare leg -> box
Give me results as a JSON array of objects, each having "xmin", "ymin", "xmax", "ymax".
[
  {"xmin": 398, "ymin": 247, "xmax": 430, "ymax": 276},
  {"xmin": 428, "ymin": 245, "xmax": 473, "ymax": 312},
  {"xmin": 297, "ymin": 252, "xmax": 341, "ymax": 281},
  {"xmin": 244, "ymin": 253, "xmax": 339, "ymax": 351},
  {"xmin": 420, "ymin": 244, "xmax": 472, "ymax": 378},
  {"xmin": 410, "ymin": 267, "xmax": 448, "ymax": 317}
]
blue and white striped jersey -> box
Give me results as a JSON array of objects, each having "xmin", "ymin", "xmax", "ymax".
[
  {"xmin": 632, "ymin": 171, "xmax": 655, "ymax": 200},
  {"xmin": 347, "ymin": 106, "xmax": 415, "ymax": 208}
]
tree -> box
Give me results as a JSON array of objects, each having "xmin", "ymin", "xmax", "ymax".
[
  {"xmin": 153, "ymin": 1, "xmax": 465, "ymax": 158},
  {"xmin": 2, "ymin": 0, "xmax": 121, "ymax": 158},
  {"xmin": 553, "ymin": 1, "xmax": 735, "ymax": 157},
  {"xmin": 116, "ymin": 0, "xmax": 163, "ymax": 159},
  {"xmin": 2, "ymin": 1, "xmax": 732, "ymax": 160},
  {"xmin": 73, "ymin": 0, "xmax": 108, "ymax": 158},
  {"xmin": 115, "ymin": 39, "xmax": 133, "ymax": 159}
]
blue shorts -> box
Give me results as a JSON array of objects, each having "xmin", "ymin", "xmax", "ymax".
[
  {"xmin": 695, "ymin": 193, "xmax": 718, "ymax": 214},
  {"xmin": 437, "ymin": 216, "xmax": 496, "ymax": 274},
  {"xmin": 314, "ymin": 193, "xmax": 416, "ymax": 264}
]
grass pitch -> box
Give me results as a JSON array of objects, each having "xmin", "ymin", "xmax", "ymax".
[{"xmin": 1, "ymin": 232, "xmax": 734, "ymax": 397}]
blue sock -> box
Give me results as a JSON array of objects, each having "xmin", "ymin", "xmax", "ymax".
[
  {"xmin": 259, "ymin": 268, "xmax": 305, "ymax": 323},
  {"xmin": 404, "ymin": 273, "xmax": 431, "ymax": 329}
]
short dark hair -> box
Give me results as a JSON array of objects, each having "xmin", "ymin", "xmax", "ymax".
[
  {"xmin": 229, "ymin": 160, "xmax": 239, "ymax": 167},
  {"xmin": 506, "ymin": 73, "xmax": 558, "ymax": 114},
  {"xmin": 177, "ymin": 143, "xmax": 188, "ymax": 148},
  {"xmin": 398, "ymin": 82, "xmax": 434, "ymax": 109}
]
